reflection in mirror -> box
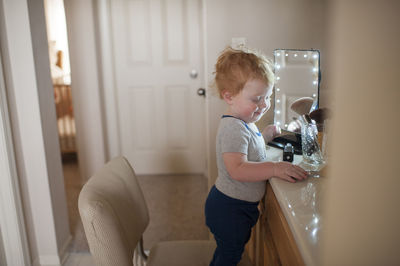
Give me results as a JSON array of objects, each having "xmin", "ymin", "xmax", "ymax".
[{"xmin": 269, "ymin": 49, "xmax": 320, "ymax": 154}]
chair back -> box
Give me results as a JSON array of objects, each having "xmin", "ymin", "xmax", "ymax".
[{"xmin": 79, "ymin": 156, "xmax": 149, "ymax": 266}]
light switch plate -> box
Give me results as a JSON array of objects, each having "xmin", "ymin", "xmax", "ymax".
[{"xmin": 231, "ymin": 37, "xmax": 247, "ymax": 49}]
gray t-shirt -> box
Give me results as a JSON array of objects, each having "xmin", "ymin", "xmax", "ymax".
[{"xmin": 215, "ymin": 116, "xmax": 267, "ymax": 202}]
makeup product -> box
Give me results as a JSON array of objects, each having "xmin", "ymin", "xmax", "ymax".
[
  {"xmin": 283, "ymin": 143, "xmax": 294, "ymax": 162},
  {"xmin": 309, "ymin": 108, "xmax": 331, "ymax": 124},
  {"xmin": 309, "ymin": 108, "xmax": 331, "ymax": 152},
  {"xmin": 290, "ymin": 97, "xmax": 314, "ymax": 116}
]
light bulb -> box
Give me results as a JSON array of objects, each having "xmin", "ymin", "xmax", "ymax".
[
  {"xmin": 284, "ymin": 124, "xmax": 288, "ymax": 128},
  {"xmin": 285, "ymin": 53, "xmax": 288, "ymax": 57},
  {"xmin": 294, "ymin": 53, "xmax": 298, "ymax": 57},
  {"xmin": 313, "ymin": 67, "xmax": 318, "ymax": 72},
  {"xmin": 276, "ymin": 88, "xmax": 280, "ymax": 92},
  {"xmin": 276, "ymin": 76, "xmax": 280, "ymax": 80},
  {"xmin": 312, "ymin": 93, "xmax": 317, "ymax": 98},
  {"xmin": 313, "ymin": 80, "xmax": 318, "ymax": 85},
  {"xmin": 276, "ymin": 64, "xmax": 281, "ymax": 70},
  {"xmin": 276, "ymin": 99, "xmax": 280, "ymax": 103},
  {"xmin": 276, "ymin": 110, "xmax": 281, "ymax": 114},
  {"xmin": 276, "ymin": 122, "xmax": 281, "ymax": 126},
  {"xmin": 304, "ymin": 54, "xmax": 308, "ymax": 58},
  {"xmin": 276, "ymin": 52, "xmax": 281, "ymax": 56},
  {"xmin": 313, "ymin": 53, "xmax": 318, "ymax": 59},
  {"xmin": 311, "ymin": 228, "xmax": 318, "ymax": 238}
]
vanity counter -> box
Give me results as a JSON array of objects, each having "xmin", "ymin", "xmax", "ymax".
[
  {"xmin": 246, "ymin": 146, "xmax": 326, "ymax": 266},
  {"xmin": 266, "ymin": 146, "xmax": 326, "ymax": 266}
]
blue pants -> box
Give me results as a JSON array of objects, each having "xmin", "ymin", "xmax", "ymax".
[{"xmin": 205, "ymin": 186, "xmax": 259, "ymax": 266}]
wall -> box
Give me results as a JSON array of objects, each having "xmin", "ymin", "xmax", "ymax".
[
  {"xmin": 205, "ymin": 0, "xmax": 327, "ymax": 186},
  {"xmin": 321, "ymin": 0, "xmax": 400, "ymax": 264}
]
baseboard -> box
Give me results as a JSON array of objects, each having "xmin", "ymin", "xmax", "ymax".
[
  {"xmin": 59, "ymin": 234, "xmax": 72, "ymax": 265},
  {"xmin": 32, "ymin": 234, "xmax": 72, "ymax": 266}
]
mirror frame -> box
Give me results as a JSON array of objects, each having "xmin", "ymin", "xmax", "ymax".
[{"xmin": 269, "ymin": 48, "xmax": 321, "ymax": 154}]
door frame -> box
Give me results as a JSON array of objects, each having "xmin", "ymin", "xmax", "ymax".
[
  {"xmin": 95, "ymin": 0, "xmax": 121, "ymax": 160},
  {"xmin": 64, "ymin": 0, "xmax": 107, "ymax": 182},
  {"xmin": 0, "ymin": 47, "xmax": 31, "ymax": 266}
]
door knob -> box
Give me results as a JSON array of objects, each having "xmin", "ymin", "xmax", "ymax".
[{"xmin": 197, "ymin": 88, "xmax": 206, "ymax": 97}]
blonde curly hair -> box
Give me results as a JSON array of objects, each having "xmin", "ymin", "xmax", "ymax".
[{"xmin": 214, "ymin": 47, "xmax": 274, "ymax": 99}]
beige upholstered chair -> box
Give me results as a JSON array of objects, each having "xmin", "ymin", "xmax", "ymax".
[{"xmin": 78, "ymin": 156, "xmax": 252, "ymax": 266}]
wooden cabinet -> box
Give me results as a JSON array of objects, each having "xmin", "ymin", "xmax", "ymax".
[{"xmin": 246, "ymin": 182, "xmax": 304, "ymax": 266}]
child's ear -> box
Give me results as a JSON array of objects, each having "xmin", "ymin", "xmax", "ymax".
[{"xmin": 222, "ymin": 90, "xmax": 234, "ymax": 104}]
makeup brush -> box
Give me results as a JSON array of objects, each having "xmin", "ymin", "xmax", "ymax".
[
  {"xmin": 309, "ymin": 108, "xmax": 331, "ymax": 124},
  {"xmin": 290, "ymin": 97, "xmax": 314, "ymax": 116},
  {"xmin": 309, "ymin": 108, "xmax": 331, "ymax": 153}
]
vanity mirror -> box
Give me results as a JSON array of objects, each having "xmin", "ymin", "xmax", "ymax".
[{"xmin": 269, "ymin": 49, "xmax": 321, "ymax": 154}]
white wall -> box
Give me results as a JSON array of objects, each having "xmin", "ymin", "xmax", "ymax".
[
  {"xmin": 204, "ymin": 0, "xmax": 327, "ymax": 186},
  {"xmin": 0, "ymin": 0, "xmax": 70, "ymax": 264},
  {"xmin": 321, "ymin": 0, "xmax": 400, "ymax": 264}
]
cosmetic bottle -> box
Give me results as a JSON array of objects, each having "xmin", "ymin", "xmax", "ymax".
[{"xmin": 283, "ymin": 143, "xmax": 294, "ymax": 162}]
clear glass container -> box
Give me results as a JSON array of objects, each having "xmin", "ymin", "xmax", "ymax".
[{"xmin": 301, "ymin": 116, "xmax": 325, "ymax": 169}]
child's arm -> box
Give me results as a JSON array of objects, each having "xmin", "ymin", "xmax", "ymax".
[{"xmin": 223, "ymin": 152, "xmax": 308, "ymax": 183}]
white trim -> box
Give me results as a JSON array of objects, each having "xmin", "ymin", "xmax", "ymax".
[
  {"xmin": 0, "ymin": 43, "xmax": 31, "ymax": 266},
  {"xmin": 202, "ymin": 0, "xmax": 212, "ymax": 183},
  {"xmin": 95, "ymin": 0, "xmax": 121, "ymax": 160}
]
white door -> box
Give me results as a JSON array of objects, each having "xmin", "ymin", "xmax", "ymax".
[{"xmin": 109, "ymin": 0, "xmax": 205, "ymax": 174}]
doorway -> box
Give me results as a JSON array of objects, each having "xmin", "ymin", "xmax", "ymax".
[{"xmin": 43, "ymin": 0, "xmax": 88, "ymax": 252}]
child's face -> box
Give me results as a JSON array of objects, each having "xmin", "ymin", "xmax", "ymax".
[{"xmin": 224, "ymin": 78, "xmax": 273, "ymax": 123}]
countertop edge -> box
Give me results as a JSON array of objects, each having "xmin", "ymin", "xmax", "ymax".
[{"xmin": 269, "ymin": 176, "xmax": 316, "ymax": 266}]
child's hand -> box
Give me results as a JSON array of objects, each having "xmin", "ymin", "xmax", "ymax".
[
  {"xmin": 262, "ymin": 124, "xmax": 281, "ymax": 143},
  {"xmin": 273, "ymin": 162, "xmax": 308, "ymax": 183}
]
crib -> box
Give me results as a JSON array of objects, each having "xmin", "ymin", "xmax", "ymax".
[{"xmin": 54, "ymin": 83, "xmax": 76, "ymax": 154}]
